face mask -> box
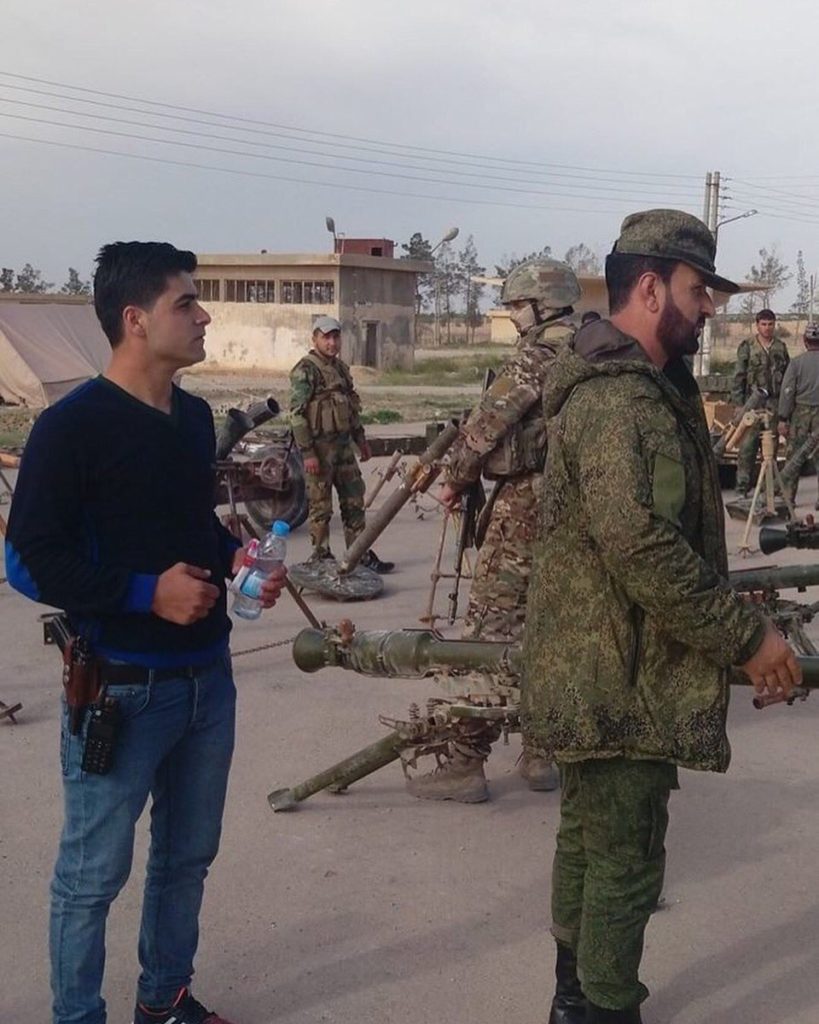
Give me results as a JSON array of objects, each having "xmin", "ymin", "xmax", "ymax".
[{"xmin": 508, "ymin": 302, "xmax": 539, "ymax": 334}]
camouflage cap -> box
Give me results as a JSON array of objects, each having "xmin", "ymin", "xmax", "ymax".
[
  {"xmin": 611, "ymin": 208, "xmax": 739, "ymax": 294},
  {"xmin": 501, "ymin": 257, "xmax": 581, "ymax": 308},
  {"xmin": 313, "ymin": 315, "xmax": 341, "ymax": 334}
]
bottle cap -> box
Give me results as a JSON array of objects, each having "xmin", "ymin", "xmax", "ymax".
[{"xmin": 272, "ymin": 520, "xmax": 291, "ymax": 536}]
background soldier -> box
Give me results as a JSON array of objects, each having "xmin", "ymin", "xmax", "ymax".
[
  {"xmin": 290, "ymin": 316, "xmax": 393, "ymax": 573},
  {"xmin": 778, "ymin": 321, "xmax": 819, "ymax": 506},
  {"xmin": 407, "ymin": 258, "xmax": 579, "ymax": 803},
  {"xmin": 523, "ymin": 210, "xmax": 799, "ymax": 1023},
  {"xmin": 732, "ymin": 308, "xmax": 790, "ymax": 496}
]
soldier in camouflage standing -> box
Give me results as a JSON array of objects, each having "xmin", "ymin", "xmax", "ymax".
[
  {"xmin": 406, "ymin": 258, "xmax": 578, "ymax": 804},
  {"xmin": 778, "ymin": 321, "xmax": 819, "ymax": 506},
  {"xmin": 290, "ymin": 316, "xmax": 393, "ymax": 573},
  {"xmin": 523, "ymin": 210, "xmax": 800, "ymax": 1023},
  {"xmin": 732, "ymin": 308, "xmax": 790, "ymax": 496}
]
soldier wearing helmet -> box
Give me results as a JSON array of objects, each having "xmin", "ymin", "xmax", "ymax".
[
  {"xmin": 406, "ymin": 256, "xmax": 579, "ymax": 804},
  {"xmin": 778, "ymin": 321, "xmax": 819, "ymax": 506}
]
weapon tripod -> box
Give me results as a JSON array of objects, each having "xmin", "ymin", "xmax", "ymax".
[{"xmin": 728, "ymin": 410, "xmax": 795, "ymax": 555}]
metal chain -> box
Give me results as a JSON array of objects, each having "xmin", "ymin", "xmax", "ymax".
[{"xmin": 232, "ymin": 634, "xmax": 298, "ymax": 658}]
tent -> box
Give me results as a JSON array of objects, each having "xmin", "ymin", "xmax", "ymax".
[{"xmin": 0, "ymin": 297, "xmax": 110, "ymax": 407}]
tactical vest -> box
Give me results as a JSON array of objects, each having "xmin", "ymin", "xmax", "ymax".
[{"xmin": 302, "ymin": 351, "xmax": 356, "ymax": 436}]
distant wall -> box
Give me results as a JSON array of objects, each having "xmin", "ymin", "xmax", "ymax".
[
  {"xmin": 201, "ymin": 303, "xmax": 324, "ymax": 370},
  {"xmin": 339, "ymin": 267, "xmax": 416, "ymax": 370}
]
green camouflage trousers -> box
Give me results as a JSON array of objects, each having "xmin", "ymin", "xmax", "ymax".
[
  {"xmin": 463, "ymin": 474, "xmax": 537, "ymax": 642},
  {"xmin": 736, "ymin": 413, "xmax": 780, "ymax": 491},
  {"xmin": 551, "ymin": 758, "xmax": 678, "ymax": 1010},
  {"xmin": 780, "ymin": 405, "xmax": 819, "ymax": 501},
  {"xmin": 305, "ymin": 437, "xmax": 365, "ymax": 551}
]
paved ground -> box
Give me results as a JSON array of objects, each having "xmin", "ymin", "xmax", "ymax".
[{"xmin": 3, "ymin": 461, "xmax": 819, "ymax": 1024}]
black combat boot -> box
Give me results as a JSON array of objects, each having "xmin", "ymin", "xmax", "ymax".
[
  {"xmin": 361, "ymin": 549, "xmax": 394, "ymax": 573},
  {"xmin": 547, "ymin": 942, "xmax": 585, "ymax": 1024},
  {"xmin": 585, "ymin": 1001, "xmax": 642, "ymax": 1022}
]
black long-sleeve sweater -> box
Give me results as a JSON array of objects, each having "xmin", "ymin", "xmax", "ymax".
[{"xmin": 5, "ymin": 377, "xmax": 240, "ymax": 667}]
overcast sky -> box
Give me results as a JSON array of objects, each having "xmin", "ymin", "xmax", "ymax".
[{"xmin": 2, "ymin": 0, "xmax": 817, "ymax": 305}]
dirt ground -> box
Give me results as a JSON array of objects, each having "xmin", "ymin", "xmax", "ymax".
[{"xmin": 3, "ymin": 461, "xmax": 819, "ymax": 1024}]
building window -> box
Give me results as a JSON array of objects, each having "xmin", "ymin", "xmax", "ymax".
[
  {"xmin": 281, "ymin": 280, "xmax": 334, "ymax": 304},
  {"xmin": 223, "ymin": 280, "xmax": 276, "ymax": 302},
  {"xmin": 196, "ymin": 278, "xmax": 221, "ymax": 301}
]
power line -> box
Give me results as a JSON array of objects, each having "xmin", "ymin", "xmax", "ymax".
[
  {"xmin": 0, "ymin": 70, "xmax": 705, "ymax": 182},
  {"xmin": 0, "ymin": 130, "xmax": 654, "ymax": 216},
  {"xmin": 0, "ymin": 96, "xmax": 704, "ymax": 201},
  {"xmin": 0, "ymin": 82, "xmax": 704, "ymax": 194},
  {"xmin": 0, "ymin": 110, "xmax": 705, "ymax": 206}
]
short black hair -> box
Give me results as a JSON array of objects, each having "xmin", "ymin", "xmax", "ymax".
[
  {"xmin": 93, "ymin": 241, "xmax": 197, "ymax": 346},
  {"xmin": 756, "ymin": 309, "xmax": 776, "ymax": 322},
  {"xmin": 605, "ymin": 252, "xmax": 675, "ymax": 315}
]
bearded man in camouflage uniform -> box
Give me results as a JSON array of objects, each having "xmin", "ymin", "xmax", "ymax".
[
  {"xmin": 290, "ymin": 316, "xmax": 393, "ymax": 573},
  {"xmin": 778, "ymin": 321, "xmax": 819, "ymax": 506},
  {"xmin": 522, "ymin": 210, "xmax": 800, "ymax": 1024},
  {"xmin": 406, "ymin": 258, "xmax": 578, "ymax": 804},
  {"xmin": 732, "ymin": 308, "xmax": 790, "ymax": 496}
]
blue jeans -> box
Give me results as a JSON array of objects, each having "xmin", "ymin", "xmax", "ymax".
[{"xmin": 50, "ymin": 654, "xmax": 236, "ymax": 1024}]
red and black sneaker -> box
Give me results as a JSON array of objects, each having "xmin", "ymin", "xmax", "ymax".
[{"xmin": 134, "ymin": 986, "xmax": 237, "ymax": 1024}]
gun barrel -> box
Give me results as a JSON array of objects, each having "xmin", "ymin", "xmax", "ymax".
[
  {"xmin": 759, "ymin": 526, "xmax": 819, "ymax": 555},
  {"xmin": 729, "ymin": 563, "xmax": 819, "ymax": 593},
  {"xmin": 268, "ymin": 731, "xmax": 403, "ymax": 811},
  {"xmin": 214, "ymin": 396, "xmax": 280, "ymax": 460},
  {"xmin": 292, "ymin": 626, "xmax": 522, "ymax": 679},
  {"xmin": 339, "ymin": 421, "xmax": 460, "ymax": 573}
]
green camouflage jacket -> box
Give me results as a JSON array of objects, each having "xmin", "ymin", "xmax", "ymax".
[
  {"xmin": 522, "ymin": 320, "xmax": 766, "ymax": 772},
  {"xmin": 732, "ymin": 335, "xmax": 790, "ymax": 406},
  {"xmin": 289, "ymin": 350, "xmax": 365, "ymax": 456},
  {"xmin": 446, "ymin": 320, "xmax": 574, "ymax": 487}
]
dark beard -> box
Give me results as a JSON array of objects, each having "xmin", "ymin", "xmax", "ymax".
[{"xmin": 658, "ymin": 296, "xmax": 703, "ymax": 360}]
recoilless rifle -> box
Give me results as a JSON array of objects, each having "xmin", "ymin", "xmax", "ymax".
[{"xmin": 269, "ymin": 567, "xmax": 819, "ymax": 811}]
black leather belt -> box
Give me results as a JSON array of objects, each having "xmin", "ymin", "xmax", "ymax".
[{"xmin": 100, "ymin": 662, "xmax": 202, "ymax": 685}]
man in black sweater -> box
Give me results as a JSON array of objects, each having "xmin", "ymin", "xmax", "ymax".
[{"xmin": 6, "ymin": 242, "xmax": 285, "ymax": 1024}]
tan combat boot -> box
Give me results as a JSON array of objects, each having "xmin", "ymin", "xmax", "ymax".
[
  {"xmin": 405, "ymin": 746, "xmax": 489, "ymax": 803},
  {"xmin": 519, "ymin": 736, "xmax": 560, "ymax": 791}
]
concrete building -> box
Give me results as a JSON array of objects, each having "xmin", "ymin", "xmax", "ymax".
[{"xmin": 194, "ymin": 248, "xmax": 430, "ymax": 372}]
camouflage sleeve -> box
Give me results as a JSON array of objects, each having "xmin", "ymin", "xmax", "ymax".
[
  {"xmin": 289, "ymin": 361, "xmax": 317, "ymax": 454},
  {"xmin": 446, "ymin": 348, "xmax": 547, "ymax": 488},
  {"xmin": 731, "ymin": 341, "xmax": 749, "ymax": 405},
  {"xmin": 567, "ymin": 389, "xmax": 764, "ymax": 666},
  {"xmin": 778, "ymin": 360, "xmax": 797, "ymax": 421}
]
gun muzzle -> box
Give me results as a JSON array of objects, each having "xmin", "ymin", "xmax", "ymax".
[
  {"xmin": 758, "ymin": 526, "xmax": 790, "ymax": 556},
  {"xmin": 214, "ymin": 396, "xmax": 280, "ymax": 460}
]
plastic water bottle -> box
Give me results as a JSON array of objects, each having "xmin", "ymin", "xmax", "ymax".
[{"xmin": 232, "ymin": 521, "xmax": 289, "ymax": 621}]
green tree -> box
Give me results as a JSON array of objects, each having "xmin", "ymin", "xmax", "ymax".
[
  {"xmin": 563, "ymin": 242, "xmax": 601, "ymax": 276},
  {"xmin": 400, "ymin": 232, "xmax": 434, "ymax": 314},
  {"xmin": 436, "ymin": 241, "xmax": 463, "ymax": 345},
  {"xmin": 457, "ymin": 235, "xmax": 485, "ymax": 344},
  {"xmin": 791, "ymin": 250, "xmax": 810, "ymax": 316},
  {"xmin": 0, "ymin": 268, "xmax": 13, "ymax": 292},
  {"xmin": 745, "ymin": 246, "xmax": 791, "ymax": 312},
  {"xmin": 15, "ymin": 263, "xmax": 53, "ymax": 294},
  {"xmin": 61, "ymin": 267, "xmax": 92, "ymax": 296}
]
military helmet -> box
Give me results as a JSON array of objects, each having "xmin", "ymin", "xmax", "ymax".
[
  {"xmin": 805, "ymin": 322, "xmax": 819, "ymax": 342},
  {"xmin": 501, "ymin": 257, "xmax": 581, "ymax": 308}
]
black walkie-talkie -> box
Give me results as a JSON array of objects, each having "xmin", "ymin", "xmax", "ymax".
[{"xmin": 81, "ymin": 694, "xmax": 121, "ymax": 775}]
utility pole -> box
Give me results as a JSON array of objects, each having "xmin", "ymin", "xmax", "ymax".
[{"xmin": 697, "ymin": 170, "xmax": 721, "ymax": 376}]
